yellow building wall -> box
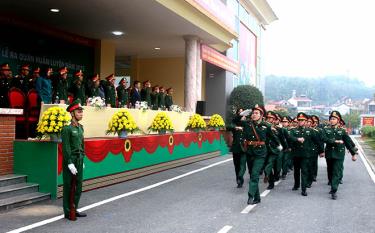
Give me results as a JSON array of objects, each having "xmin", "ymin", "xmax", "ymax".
[{"xmin": 137, "ymin": 57, "xmax": 185, "ymax": 106}]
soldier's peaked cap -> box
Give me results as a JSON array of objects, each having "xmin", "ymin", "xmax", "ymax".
[
  {"xmin": 67, "ymin": 99, "xmax": 84, "ymax": 112},
  {"xmin": 297, "ymin": 112, "xmax": 308, "ymax": 120},
  {"xmin": 329, "ymin": 111, "xmax": 342, "ymax": 120},
  {"xmin": 252, "ymin": 104, "xmax": 265, "ymax": 115}
]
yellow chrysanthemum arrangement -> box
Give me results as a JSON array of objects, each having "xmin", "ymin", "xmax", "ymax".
[
  {"xmin": 148, "ymin": 112, "xmax": 174, "ymax": 134},
  {"xmin": 106, "ymin": 109, "xmax": 139, "ymax": 135},
  {"xmin": 36, "ymin": 107, "xmax": 71, "ymax": 137},
  {"xmin": 185, "ymin": 114, "xmax": 206, "ymax": 132},
  {"xmin": 207, "ymin": 114, "xmax": 225, "ymax": 130}
]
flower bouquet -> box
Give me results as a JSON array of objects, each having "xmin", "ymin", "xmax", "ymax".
[
  {"xmin": 36, "ymin": 106, "xmax": 71, "ymax": 141},
  {"xmin": 87, "ymin": 96, "xmax": 106, "ymax": 110},
  {"xmin": 169, "ymin": 105, "xmax": 182, "ymax": 113},
  {"xmin": 106, "ymin": 109, "xmax": 139, "ymax": 138},
  {"xmin": 207, "ymin": 114, "xmax": 225, "ymax": 130},
  {"xmin": 185, "ymin": 114, "xmax": 206, "ymax": 132},
  {"xmin": 140, "ymin": 101, "xmax": 149, "ymax": 111},
  {"xmin": 148, "ymin": 112, "xmax": 174, "ymax": 134}
]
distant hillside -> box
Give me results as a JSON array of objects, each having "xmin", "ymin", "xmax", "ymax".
[{"xmin": 264, "ymin": 75, "xmax": 375, "ymax": 105}]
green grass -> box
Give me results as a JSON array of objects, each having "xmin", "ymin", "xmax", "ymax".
[{"xmin": 363, "ymin": 137, "xmax": 375, "ymax": 151}]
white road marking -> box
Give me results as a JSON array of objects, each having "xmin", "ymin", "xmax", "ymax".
[
  {"xmin": 241, "ymin": 204, "xmax": 257, "ymax": 214},
  {"xmin": 351, "ymin": 136, "xmax": 375, "ymax": 184},
  {"xmin": 6, "ymin": 158, "xmax": 233, "ymax": 233},
  {"xmin": 217, "ymin": 225, "xmax": 233, "ymax": 233},
  {"xmin": 260, "ymin": 189, "xmax": 270, "ymax": 197},
  {"xmin": 275, "ymin": 180, "xmax": 281, "ymax": 186}
]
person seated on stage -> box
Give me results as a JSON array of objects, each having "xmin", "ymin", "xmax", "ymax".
[
  {"xmin": 141, "ymin": 80, "xmax": 152, "ymax": 107},
  {"xmin": 151, "ymin": 85, "xmax": 159, "ymax": 110},
  {"xmin": 165, "ymin": 87, "xmax": 174, "ymax": 110},
  {"xmin": 35, "ymin": 67, "xmax": 53, "ymax": 104},
  {"xmin": 158, "ymin": 86, "xmax": 166, "ymax": 110},
  {"xmin": 116, "ymin": 78, "xmax": 129, "ymax": 107},
  {"xmin": 130, "ymin": 81, "xmax": 141, "ymax": 107},
  {"xmin": 28, "ymin": 67, "xmax": 40, "ymax": 91},
  {"xmin": 104, "ymin": 74, "xmax": 116, "ymax": 108},
  {"xmin": 0, "ymin": 63, "xmax": 12, "ymax": 107},
  {"xmin": 54, "ymin": 67, "xmax": 69, "ymax": 104},
  {"xmin": 70, "ymin": 70, "xmax": 86, "ymax": 105}
]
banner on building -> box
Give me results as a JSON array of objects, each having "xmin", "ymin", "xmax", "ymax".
[{"xmin": 201, "ymin": 44, "xmax": 240, "ymax": 74}]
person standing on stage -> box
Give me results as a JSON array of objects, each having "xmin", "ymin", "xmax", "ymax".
[
  {"xmin": 151, "ymin": 86, "xmax": 160, "ymax": 110},
  {"xmin": 158, "ymin": 86, "xmax": 166, "ymax": 110},
  {"xmin": 0, "ymin": 63, "xmax": 12, "ymax": 107},
  {"xmin": 16, "ymin": 64, "xmax": 31, "ymax": 93},
  {"xmin": 116, "ymin": 78, "xmax": 129, "ymax": 107},
  {"xmin": 28, "ymin": 67, "xmax": 40, "ymax": 91},
  {"xmin": 241, "ymin": 105, "xmax": 281, "ymax": 205},
  {"xmin": 88, "ymin": 74, "xmax": 105, "ymax": 99},
  {"xmin": 70, "ymin": 70, "xmax": 86, "ymax": 105},
  {"xmin": 62, "ymin": 99, "xmax": 87, "ymax": 220},
  {"xmin": 104, "ymin": 74, "xmax": 116, "ymax": 108},
  {"xmin": 36, "ymin": 67, "xmax": 53, "ymax": 104},
  {"xmin": 320, "ymin": 111, "xmax": 357, "ymax": 200},
  {"xmin": 165, "ymin": 87, "xmax": 174, "ymax": 110},
  {"xmin": 55, "ymin": 67, "xmax": 69, "ymax": 104},
  {"xmin": 130, "ymin": 81, "xmax": 141, "ymax": 107},
  {"xmin": 141, "ymin": 80, "xmax": 152, "ymax": 107}
]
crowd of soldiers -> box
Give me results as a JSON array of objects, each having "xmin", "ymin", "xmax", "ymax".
[
  {"xmin": 228, "ymin": 105, "xmax": 358, "ymax": 205},
  {"xmin": 0, "ymin": 63, "xmax": 174, "ymax": 110}
]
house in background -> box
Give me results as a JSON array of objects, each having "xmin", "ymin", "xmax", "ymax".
[{"xmin": 287, "ymin": 90, "xmax": 312, "ymax": 112}]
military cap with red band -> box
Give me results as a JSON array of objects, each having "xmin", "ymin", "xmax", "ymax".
[
  {"xmin": 105, "ymin": 74, "xmax": 114, "ymax": 81},
  {"xmin": 92, "ymin": 74, "xmax": 99, "ymax": 82},
  {"xmin": 297, "ymin": 112, "xmax": 308, "ymax": 120},
  {"xmin": 66, "ymin": 99, "xmax": 84, "ymax": 112},
  {"xmin": 74, "ymin": 70, "xmax": 83, "ymax": 77},
  {"xmin": 252, "ymin": 104, "xmax": 265, "ymax": 115},
  {"xmin": 21, "ymin": 64, "xmax": 30, "ymax": 70},
  {"xmin": 1, "ymin": 63, "xmax": 11, "ymax": 71}
]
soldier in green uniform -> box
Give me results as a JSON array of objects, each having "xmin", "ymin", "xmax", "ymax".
[
  {"xmin": 263, "ymin": 111, "xmax": 287, "ymax": 190},
  {"xmin": 227, "ymin": 108, "xmax": 247, "ymax": 188},
  {"xmin": 116, "ymin": 78, "xmax": 129, "ymax": 107},
  {"xmin": 288, "ymin": 112, "xmax": 324, "ymax": 196},
  {"xmin": 0, "ymin": 63, "xmax": 12, "ymax": 107},
  {"xmin": 158, "ymin": 86, "xmax": 166, "ymax": 109},
  {"xmin": 88, "ymin": 74, "xmax": 104, "ymax": 99},
  {"xmin": 55, "ymin": 67, "xmax": 69, "ymax": 104},
  {"xmin": 28, "ymin": 67, "xmax": 40, "ymax": 91},
  {"xmin": 240, "ymin": 105, "xmax": 281, "ymax": 205},
  {"xmin": 165, "ymin": 87, "xmax": 174, "ymax": 110},
  {"xmin": 151, "ymin": 86, "xmax": 160, "ymax": 110},
  {"xmin": 141, "ymin": 80, "xmax": 152, "ymax": 107},
  {"xmin": 280, "ymin": 116, "xmax": 292, "ymax": 178},
  {"xmin": 17, "ymin": 64, "xmax": 31, "ymax": 93},
  {"xmin": 310, "ymin": 115, "xmax": 324, "ymax": 183},
  {"xmin": 321, "ymin": 111, "xmax": 357, "ymax": 199},
  {"xmin": 104, "ymin": 74, "xmax": 116, "ymax": 107},
  {"xmin": 62, "ymin": 99, "xmax": 87, "ymax": 220},
  {"xmin": 69, "ymin": 70, "xmax": 86, "ymax": 105}
]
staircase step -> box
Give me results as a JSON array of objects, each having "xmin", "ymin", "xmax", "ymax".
[
  {"xmin": 0, "ymin": 183, "xmax": 39, "ymax": 199},
  {"xmin": 0, "ymin": 192, "xmax": 50, "ymax": 211},
  {"xmin": 0, "ymin": 174, "xmax": 27, "ymax": 187}
]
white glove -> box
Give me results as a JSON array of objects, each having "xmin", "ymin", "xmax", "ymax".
[
  {"xmin": 83, "ymin": 163, "xmax": 85, "ymax": 169},
  {"xmin": 277, "ymin": 145, "xmax": 283, "ymax": 151},
  {"xmin": 68, "ymin": 164, "xmax": 78, "ymax": 175}
]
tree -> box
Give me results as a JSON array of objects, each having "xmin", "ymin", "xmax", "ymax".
[
  {"xmin": 226, "ymin": 85, "xmax": 264, "ymax": 124},
  {"xmin": 342, "ymin": 110, "xmax": 361, "ymax": 130}
]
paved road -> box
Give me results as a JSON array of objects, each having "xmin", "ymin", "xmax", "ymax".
[{"xmin": 1, "ymin": 138, "xmax": 375, "ymax": 233}]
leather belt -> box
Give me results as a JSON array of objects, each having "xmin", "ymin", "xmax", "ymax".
[{"xmin": 246, "ymin": 140, "xmax": 265, "ymax": 146}]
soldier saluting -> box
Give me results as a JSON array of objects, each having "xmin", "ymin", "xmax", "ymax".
[{"xmin": 62, "ymin": 99, "xmax": 87, "ymax": 220}]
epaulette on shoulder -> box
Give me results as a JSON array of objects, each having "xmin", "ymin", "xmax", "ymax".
[{"xmin": 312, "ymin": 128, "xmax": 319, "ymax": 132}]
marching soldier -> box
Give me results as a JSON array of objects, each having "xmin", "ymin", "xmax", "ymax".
[
  {"xmin": 104, "ymin": 74, "xmax": 116, "ymax": 107},
  {"xmin": 228, "ymin": 108, "xmax": 247, "ymax": 188},
  {"xmin": 55, "ymin": 67, "xmax": 69, "ymax": 104},
  {"xmin": 288, "ymin": 112, "xmax": 324, "ymax": 196},
  {"xmin": 281, "ymin": 116, "xmax": 293, "ymax": 176},
  {"xmin": 62, "ymin": 99, "xmax": 87, "ymax": 220},
  {"xmin": 141, "ymin": 80, "xmax": 152, "ymax": 107},
  {"xmin": 0, "ymin": 63, "xmax": 12, "ymax": 107},
  {"xmin": 70, "ymin": 70, "xmax": 86, "ymax": 105},
  {"xmin": 240, "ymin": 105, "xmax": 281, "ymax": 205},
  {"xmin": 310, "ymin": 115, "xmax": 324, "ymax": 183},
  {"xmin": 116, "ymin": 78, "xmax": 129, "ymax": 107},
  {"xmin": 165, "ymin": 87, "xmax": 174, "ymax": 110},
  {"xmin": 35, "ymin": 67, "xmax": 53, "ymax": 104},
  {"xmin": 321, "ymin": 111, "xmax": 357, "ymax": 199}
]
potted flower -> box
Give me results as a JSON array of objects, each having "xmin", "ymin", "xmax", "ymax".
[
  {"xmin": 207, "ymin": 114, "xmax": 225, "ymax": 130},
  {"xmin": 148, "ymin": 112, "xmax": 174, "ymax": 134},
  {"xmin": 185, "ymin": 114, "xmax": 206, "ymax": 132},
  {"xmin": 106, "ymin": 109, "xmax": 139, "ymax": 138},
  {"xmin": 87, "ymin": 96, "xmax": 106, "ymax": 110},
  {"xmin": 169, "ymin": 105, "xmax": 182, "ymax": 113},
  {"xmin": 36, "ymin": 106, "xmax": 71, "ymax": 142}
]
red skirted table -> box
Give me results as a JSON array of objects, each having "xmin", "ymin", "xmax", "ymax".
[{"xmin": 14, "ymin": 131, "xmax": 228, "ymax": 198}]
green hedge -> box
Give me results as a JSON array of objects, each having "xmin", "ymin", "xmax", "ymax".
[{"xmin": 361, "ymin": 126, "xmax": 375, "ymax": 138}]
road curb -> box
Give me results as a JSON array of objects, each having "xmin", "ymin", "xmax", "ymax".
[{"xmin": 351, "ymin": 136, "xmax": 375, "ymax": 183}]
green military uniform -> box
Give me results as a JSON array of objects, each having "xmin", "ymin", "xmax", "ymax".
[
  {"xmin": 280, "ymin": 116, "xmax": 292, "ymax": 178},
  {"xmin": 288, "ymin": 113, "xmax": 323, "ymax": 196},
  {"xmin": 151, "ymin": 92, "xmax": 159, "ymax": 110},
  {"xmin": 321, "ymin": 111, "xmax": 357, "ymax": 199},
  {"xmin": 56, "ymin": 78, "xmax": 69, "ymax": 103},
  {"xmin": 105, "ymin": 82, "xmax": 116, "ymax": 107},
  {"xmin": 158, "ymin": 92, "xmax": 166, "ymax": 109},
  {"xmin": 141, "ymin": 87, "xmax": 152, "ymax": 107},
  {"xmin": 62, "ymin": 100, "xmax": 85, "ymax": 219},
  {"xmin": 228, "ymin": 114, "xmax": 247, "ymax": 187},
  {"xmin": 116, "ymin": 85, "xmax": 128, "ymax": 107},
  {"xmin": 70, "ymin": 80, "xmax": 86, "ymax": 104},
  {"xmin": 165, "ymin": 94, "xmax": 173, "ymax": 110},
  {"xmin": 241, "ymin": 105, "xmax": 280, "ymax": 204}
]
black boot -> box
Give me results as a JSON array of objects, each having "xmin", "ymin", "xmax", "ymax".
[
  {"xmin": 267, "ymin": 183, "xmax": 274, "ymax": 190},
  {"xmin": 301, "ymin": 190, "xmax": 307, "ymax": 196},
  {"xmin": 76, "ymin": 212, "xmax": 87, "ymax": 217},
  {"xmin": 331, "ymin": 192, "xmax": 337, "ymax": 200}
]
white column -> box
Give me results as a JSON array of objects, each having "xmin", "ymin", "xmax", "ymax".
[
  {"xmin": 196, "ymin": 39, "xmax": 202, "ymax": 101},
  {"xmin": 184, "ymin": 36, "xmax": 198, "ymax": 112}
]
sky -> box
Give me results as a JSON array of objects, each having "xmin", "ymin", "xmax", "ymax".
[{"xmin": 262, "ymin": 0, "xmax": 375, "ymax": 86}]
